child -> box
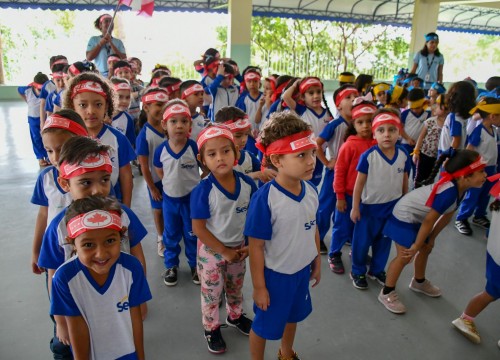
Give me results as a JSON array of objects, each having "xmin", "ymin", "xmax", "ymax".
[
  {"xmin": 372, "ymin": 82, "xmax": 391, "ymax": 108},
  {"xmin": 148, "ymin": 65, "xmax": 171, "ymax": 87},
  {"xmin": 236, "ymin": 68, "xmax": 263, "ymax": 135},
  {"xmin": 153, "ymin": 100, "xmax": 200, "ymax": 286},
  {"xmin": 413, "ymin": 94, "xmax": 448, "ymax": 187},
  {"xmin": 113, "ymin": 60, "xmax": 133, "ymax": 80},
  {"xmin": 385, "ymin": 85, "xmax": 408, "ymax": 111},
  {"xmin": 266, "ymin": 75, "xmax": 294, "ymax": 118},
  {"xmin": 191, "ymin": 124, "xmax": 257, "ymax": 354},
  {"xmin": 316, "ymin": 85, "xmax": 358, "ymax": 253},
  {"xmin": 128, "ymin": 57, "xmax": 145, "ymax": 120},
  {"xmin": 110, "ymin": 77, "xmax": 136, "ymax": 146},
  {"xmin": 63, "ymin": 72, "xmax": 136, "ymax": 207},
  {"xmin": 136, "ymin": 88, "xmax": 169, "ymax": 257},
  {"xmin": 379, "ymin": 150, "xmax": 487, "ymax": 314},
  {"xmin": 350, "ymin": 109, "xmax": 411, "ymax": 289},
  {"xmin": 256, "ymin": 75, "xmax": 278, "ymax": 129},
  {"xmin": 338, "ymin": 72, "xmax": 355, "ymax": 86},
  {"xmin": 40, "ymin": 56, "xmax": 68, "ymax": 126},
  {"xmin": 158, "ymin": 77, "xmax": 182, "ymax": 100},
  {"xmin": 31, "ymin": 110, "xmax": 88, "ymax": 274},
  {"xmin": 18, "ymin": 72, "xmax": 50, "ymax": 166},
  {"xmin": 282, "ymin": 76, "xmax": 333, "ymax": 186},
  {"xmin": 45, "ymin": 65, "xmax": 67, "ymax": 118},
  {"xmin": 328, "ymin": 99, "xmax": 376, "ymax": 274},
  {"xmin": 452, "ymin": 174, "xmax": 500, "ymax": 344},
  {"xmin": 244, "ymin": 111, "xmax": 321, "ymax": 360},
  {"xmin": 180, "ymin": 80, "xmax": 207, "ymax": 141},
  {"xmin": 208, "ymin": 62, "xmax": 239, "ymax": 121},
  {"xmin": 214, "ymin": 106, "xmax": 276, "ymax": 183},
  {"xmin": 354, "ymin": 74, "xmax": 374, "ymax": 96},
  {"xmin": 455, "ymin": 98, "xmax": 500, "ymax": 235},
  {"xmin": 195, "ymin": 48, "xmax": 221, "ymax": 116},
  {"xmin": 50, "ymin": 196, "xmax": 151, "ymax": 359},
  {"xmin": 427, "ymin": 82, "xmax": 446, "ymax": 105}
]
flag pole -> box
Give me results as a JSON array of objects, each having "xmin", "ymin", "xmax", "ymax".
[{"xmin": 106, "ymin": 1, "xmax": 122, "ymax": 36}]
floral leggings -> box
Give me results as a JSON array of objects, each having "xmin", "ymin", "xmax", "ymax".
[{"xmin": 198, "ymin": 243, "xmax": 246, "ymax": 331}]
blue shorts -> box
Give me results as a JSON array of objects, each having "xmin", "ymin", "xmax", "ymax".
[
  {"xmin": 383, "ymin": 215, "xmax": 420, "ymax": 248},
  {"xmin": 252, "ymin": 265, "xmax": 312, "ymax": 340},
  {"xmin": 148, "ymin": 181, "xmax": 163, "ymax": 209},
  {"xmin": 485, "ymin": 252, "xmax": 500, "ymax": 299}
]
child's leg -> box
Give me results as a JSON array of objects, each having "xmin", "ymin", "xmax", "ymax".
[
  {"xmin": 414, "ymin": 153, "xmax": 436, "ymax": 187},
  {"xmin": 152, "ymin": 208, "xmax": 164, "ymax": 238},
  {"xmin": 351, "ymin": 216, "xmax": 372, "ymax": 276},
  {"xmin": 162, "ymin": 198, "xmax": 183, "ymax": 269},
  {"xmin": 280, "ymin": 323, "xmax": 298, "ymax": 358},
  {"xmin": 317, "ymin": 169, "xmax": 336, "ymax": 241},
  {"xmin": 385, "ymin": 244, "xmax": 413, "ymax": 289},
  {"xmin": 249, "ymin": 330, "xmax": 266, "ymax": 360},
  {"xmin": 180, "ymin": 201, "xmax": 198, "ymax": 269},
  {"xmin": 464, "ymin": 291, "xmax": 496, "ymax": 318},
  {"xmin": 28, "ymin": 118, "xmax": 47, "ymax": 160},
  {"xmin": 413, "ymin": 240, "xmax": 434, "ymax": 280},
  {"xmin": 473, "ymin": 168, "xmax": 496, "ymax": 219},
  {"xmin": 198, "ymin": 244, "xmax": 225, "ymax": 330},
  {"xmin": 224, "ymin": 258, "xmax": 246, "ymax": 320},
  {"xmin": 329, "ymin": 194, "xmax": 354, "ymax": 256},
  {"xmin": 368, "ymin": 224, "xmax": 391, "ymax": 276},
  {"xmin": 456, "ymin": 187, "xmax": 481, "ymax": 221}
]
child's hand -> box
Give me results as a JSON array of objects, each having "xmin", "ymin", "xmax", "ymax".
[
  {"xmin": 336, "ymin": 199, "xmax": 347, "ymax": 213},
  {"xmin": 31, "ymin": 253, "xmax": 44, "ymax": 274},
  {"xmin": 221, "ymin": 248, "xmax": 240, "ymax": 263},
  {"xmin": 310, "ymin": 257, "xmax": 321, "ymax": 288},
  {"xmin": 217, "ymin": 63, "xmax": 225, "ymax": 76},
  {"xmin": 350, "ymin": 208, "xmax": 361, "ymax": 223},
  {"xmin": 56, "ymin": 322, "xmax": 71, "ymax": 346},
  {"xmin": 402, "ymin": 244, "xmax": 420, "ymax": 260},
  {"xmin": 326, "ymin": 159, "xmax": 336, "ymax": 170},
  {"xmin": 259, "ymin": 97, "xmax": 265, "ymax": 108},
  {"xmin": 236, "ymin": 246, "xmax": 249, "ymax": 261},
  {"xmin": 149, "ymin": 186, "xmax": 162, "ymax": 201},
  {"xmin": 259, "ymin": 168, "xmax": 277, "ymax": 183},
  {"xmin": 253, "ymin": 287, "xmax": 270, "ymax": 311}
]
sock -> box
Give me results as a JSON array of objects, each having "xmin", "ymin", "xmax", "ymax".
[
  {"xmin": 415, "ymin": 278, "xmax": 425, "ymax": 283},
  {"xmin": 383, "ymin": 286, "xmax": 395, "ymax": 295},
  {"xmin": 157, "ymin": 234, "xmax": 163, "ymax": 242},
  {"xmin": 461, "ymin": 313, "xmax": 475, "ymax": 321}
]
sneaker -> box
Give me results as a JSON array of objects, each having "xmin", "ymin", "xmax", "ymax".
[
  {"xmin": 409, "ymin": 278, "xmax": 441, "ymax": 297},
  {"xmin": 191, "ymin": 267, "xmax": 200, "ymax": 285},
  {"xmin": 378, "ymin": 289, "xmax": 406, "ymax": 314},
  {"xmin": 226, "ymin": 314, "xmax": 252, "ymax": 335},
  {"xmin": 350, "ymin": 273, "xmax": 368, "ymax": 290},
  {"xmin": 455, "ymin": 219, "xmax": 473, "ymax": 236},
  {"xmin": 278, "ymin": 349, "xmax": 301, "ymax": 360},
  {"xmin": 204, "ymin": 326, "xmax": 226, "ymax": 354},
  {"xmin": 157, "ymin": 240, "xmax": 165, "ymax": 257},
  {"xmin": 452, "ymin": 317, "xmax": 481, "ymax": 344},
  {"xmin": 367, "ymin": 271, "xmax": 386, "ymax": 286},
  {"xmin": 163, "ymin": 267, "xmax": 178, "ymax": 286},
  {"xmin": 328, "ymin": 253, "xmax": 344, "ymax": 274},
  {"xmin": 319, "ymin": 240, "xmax": 328, "ymax": 255},
  {"xmin": 472, "ymin": 216, "xmax": 491, "ymax": 229}
]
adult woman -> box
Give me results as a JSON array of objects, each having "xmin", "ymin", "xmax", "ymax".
[
  {"xmin": 86, "ymin": 14, "xmax": 126, "ymax": 77},
  {"xmin": 410, "ymin": 32, "xmax": 444, "ymax": 90}
]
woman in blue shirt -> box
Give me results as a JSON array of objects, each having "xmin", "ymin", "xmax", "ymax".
[{"xmin": 410, "ymin": 32, "xmax": 444, "ymax": 90}]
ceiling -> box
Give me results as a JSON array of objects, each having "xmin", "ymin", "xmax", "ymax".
[{"xmin": 0, "ymin": 0, "xmax": 499, "ymax": 35}]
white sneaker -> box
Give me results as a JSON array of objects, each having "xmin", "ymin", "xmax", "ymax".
[
  {"xmin": 452, "ymin": 317, "xmax": 481, "ymax": 344},
  {"xmin": 157, "ymin": 240, "xmax": 165, "ymax": 257},
  {"xmin": 409, "ymin": 278, "xmax": 441, "ymax": 297}
]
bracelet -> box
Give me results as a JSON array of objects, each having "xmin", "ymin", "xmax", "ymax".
[{"xmin": 410, "ymin": 149, "xmax": 420, "ymax": 156}]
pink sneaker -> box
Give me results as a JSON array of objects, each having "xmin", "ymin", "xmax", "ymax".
[
  {"xmin": 409, "ymin": 278, "xmax": 441, "ymax": 297},
  {"xmin": 378, "ymin": 289, "xmax": 406, "ymax": 314}
]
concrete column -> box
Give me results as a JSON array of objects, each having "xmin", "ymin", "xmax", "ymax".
[
  {"xmin": 408, "ymin": 0, "xmax": 440, "ymax": 68},
  {"xmin": 228, "ymin": 0, "xmax": 252, "ymax": 69}
]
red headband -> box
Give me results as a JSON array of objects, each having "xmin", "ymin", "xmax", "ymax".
[
  {"xmin": 271, "ymin": 80, "xmax": 290, "ymax": 103},
  {"xmin": 352, "ymin": 103, "xmax": 377, "ymax": 120},
  {"xmin": 299, "ymin": 78, "xmax": 322, "ymax": 94},
  {"xmin": 266, "ymin": 77, "xmax": 277, "ymax": 93},
  {"xmin": 43, "ymin": 114, "xmax": 88, "ymax": 137},
  {"xmin": 114, "ymin": 66, "xmax": 132, "ymax": 75},
  {"xmin": 335, "ymin": 88, "xmax": 358, "ymax": 107},
  {"xmin": 152, "ymin": 67, "xmax": 171, "ymax": 76},
  {"xmin": 197, "ymin": 125, "xmax": 234, "ymax": 151},
  {"xmin": 164, "ymin": 81, "xmax": 182, "ymax": 95},
  {"xmin": 67, "ymin": 210, "xmax": 121, "ymax": 239},
  {"xmin": 59, "ymin": 152, "xmax": 112, "ymax": 179},
  {"xmin": 181, "ymin": 83, "xmax": 204, "ymax": 99},
  {"xmin": 71, "ymin": 81, "xmax": 107, "ymax": 99},
  {"xmin": 114, "ymin": 82, "xmax": 131, "ymax": 92},
  {"xmin": 488, "ymin": 173, "xmax": 500, "ymax": 199},
  {"xmin": 426, "ymin": 156, "xmax": 487, "ymax": 207},
  {"xmin": 162, "ymin": 103, "xmax": 191, "ymax": 124},
  {"xmin": 69, "ymin": 64, "xmax": 81, "ymax": 76},
  {"xmin": 52, "ymin": 59, "xmax": 68, "ymax": 66},
  {"xmin": 255, "ymin": 131, "xmax": 317, "ymax": 156},
  {"xmin": 372, "ymin": 112, "xmax": 402, "ymax": 130},
  {"xmin": 29, "ymin": 82, "xmax": 43, "ymax": 90},
  {"xmin": 99, "ymin": 14, "xmax": 112, "ymax": 24},
  {"xmin": 244, "ymin": 72, "xmax": 261, "ymax": 82},
  {"xmin": 107, "ymin": 56, "xmax": 120, "ymax": 64},
  {"xmin": 51, "ymin": 72, "xmax": 66, "ymax": 79},
  {"xmin": 142, "ymin": 90, "xmax": 168, "ymax": 104},
  {"xmin": 223, "ymin": 117, "xmax": 251, "ymax": 133}
]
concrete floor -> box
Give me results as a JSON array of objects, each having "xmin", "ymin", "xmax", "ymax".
[{"xmin": 1, "ymin": 100, "xmax": 499, "ymax": 359}]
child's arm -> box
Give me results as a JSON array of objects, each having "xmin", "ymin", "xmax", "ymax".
[
  {"xmin": 40, "ymin": 98, "xmax": 48, "ymax": 127},
  {"xmin": 131, "ymin": 305, "xmax": 145, "ymax": 360},
  {"xmin": 427, "ymin": 211, "xmax": 454, "ymax": 245},
  {"xmin": 400, "ymin": 128, "xmax": 416, "ymax": 146},
  {"xmin": 32, "ymin": 206, "xmax": 48, "ymax": 274},
  {"xmin": 334, "ymin": 145, "xmax": 350, "ymax": 212},
  {"xmin": 310, "ymin": 229, "xmax": 321, "ymax": 287},
  {"xmin": 316, "ymin": 137, "xmax": 335, "ymax": 170},
  {"xmin": 54, "ymin": 315, "xmax": 71, "ymax": 346},
  {"xmin": 402, "ymin": 172, "xmax": 409, "ymax": 195},
  {"xmin": 192, "ymin": 219, "xmax": 240, "ymax": 263},
  {"xmin": 139, "ymin": 156, "xmax": 162, "ymax": 201},
  {"xmin": 248, "ymin": 237, "xmax": 270, "ymax": 310},
  {"xmin": 254, "ymin": 96, "xmax": 265, "ymax": 124},
  {"xmin": 66, "ymin": 315, "xmax": 91, "ymax": 360},
  {"xmin": 451, "ymin": 136, "xmax": 462, "ymax": 150},
  {"xmin": 281, "ymin": 79, "xmax": 299, "ymax": 111},
  {"xmin": 350, "ymin": 172, "xmax": 367, "ymax": 223},
  {"xmin": 412, "ymin": 122, "xmax": 428, "ymax": 164},
  {"xmin": 119, "ymin": 164, "xmax": 133, "ymax": 208}
]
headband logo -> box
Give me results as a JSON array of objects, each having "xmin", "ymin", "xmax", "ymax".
[
  {"xmin": 358, "ymin": 107, "xmax": 375, "ymax": 114},
  {"xmin": 114, "ymin": 83, "xmax": 131, "ymax": 91},
  {"xmin": 83, "ymin": 82, "xmax": 103, "ymax": 92},
  {"xmin": 375, "ymin": 114, "xmax": 393, "ymax": 122},
  {"xmin": 290, "ymin": 134, "xmax": 316, "ymax": 151},
  {"xmin": 45, "ymin": 116, "xmax": 69, "ymax": 129},
  {"xmin": 205, "ymin": 127, "xmax": 223, "ymax": 138},
  {"xmin": 82, "ymin": 210, "xmax": 113, "ymax": 228}
]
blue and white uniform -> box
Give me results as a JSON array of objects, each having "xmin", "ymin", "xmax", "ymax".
[
  {"xmin": 384, "ymin": 181, "xmax": 462, "ymax": 248},
  {"xmin": 136, "ymin": 122, "xmax": 165, "ymax": 209},
  {"xmin": 153, "ymin": 139, "xmax": 200, "ymax": 269},
  {"xmin": 236, "ymin": 91, "xmax": 263, "ymax": 133},
  {"xmin": 86, "ymin": 36, "xmax": 126, "ymax": 76},
  {"xmin": 207, "ymin": 75, "xmax": 239, "ymax": 121},
  {"xmin": 190, "ymin": 113, "xmax": 207, "ymax": 142},
  {"xmin": 18, "ymin": 85, "xmax": 47, "ymax": 160},
  {"xmin": 53, "ymin": 89, "xmax": 66, "ymax": 109},
  {"xmin": 200, "ymin": 75, "xmax": 215, "ymax": 116},
  {"xmin": 401, "ymin": 109, "xmax": 431, "ymax": 177},
  {"xmin": 112, "ymin": 111, "xmax": 136, "ymax": 147},
  {"xmin": 40, "ymin": 80, "xmax": 56, "ymax": 103},
  {"xmin": 50, "ymin": 252, "xmax": 152, "ymax": 360},
  {"xmin": 31, "ymin": 166, "xmax": 72, "ymax": 224},
  {"xmin": 38, "ymin": 205, "xmax": 147, "ymax": 271},
  {"xmin": 316, "ymin": 116, "xmax": 349, "ymax": 241},
  {"xmin": 456, "ymin": 124, "xmax": 498, "ymax": 221},
  {"xmin": 244, "ymin": 180, "xmax": 318, "ymax": 340},
  {"xmin": 486, "ymin": 209, "xmax": 500, "ymax": 298},
  {"xmin": 96, "ymin": 124, "xmax": 136, "ymax": 202},
  {"xmin": 438, "ymin": 113, "xmax": 469, "ymax": 154},
  {"xmin": 352, "ymin": 146, "xmax": 411, "ymax": 276},
  {"xmin": 234, "ymin": 150, "xmax": 260, "ymax": 176},
  {"xmin": 45, "ymin": 89, "xmax": 64, "ymax": 114}
]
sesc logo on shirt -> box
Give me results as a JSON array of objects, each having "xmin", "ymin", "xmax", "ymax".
[
  {"xmin": 304, "ymin": 219, "xmax": 316, "ymax": 230},
  {"xmin": 116, "ymin": 295, "xmax": 130, "ymax": 313}
]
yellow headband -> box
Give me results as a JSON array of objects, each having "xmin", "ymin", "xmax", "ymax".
[
  {"xmin": 389, "ymin": 86, "xmax": 403, "ymax": 104},
  {"xmin": 469, "ymin": 100, "xmax": 500, "ymax": 115},
  {"xmin": 409, "ymin": 98, "xmax": 427, "ymax": 109},
  {"xmin": 373, "ymin": 83, "xmax": 391, "ymax": 95},
  {"xmin": 339, "ymin": 74, "xmax": 355, "ymax": 83}
]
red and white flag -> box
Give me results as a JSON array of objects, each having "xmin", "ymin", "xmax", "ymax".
[{"xmin": 119, "ymin": 0, "xmax": 154, "ymax": 17}]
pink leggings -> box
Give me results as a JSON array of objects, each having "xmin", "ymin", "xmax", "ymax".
[{"xmin": 198, "ymin": 243, "xmax": 246, "ymax": 331}]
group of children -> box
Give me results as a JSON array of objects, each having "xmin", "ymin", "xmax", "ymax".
[{"xmin": 20, "ymin": 35, "xmax": 500, "ymax": 358}]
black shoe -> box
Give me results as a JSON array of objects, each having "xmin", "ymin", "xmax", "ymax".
[
  {"xmin": 472, "ymin": 216, "xmax": 491, "ymax": 229},
  {"xmin": 163, "ymin": 267, "xmax": 178, "ymax": 286},
  {"xmin": 204, "ymin": 326, "xmax": 226, "ymax": 354},
  {"xmin": 226, "ymin": 313, "xmax": 252, "ymax": 335},
  {"xmin": 191, "ymin": 267, "xmax": 200, "ymax": 285},
  {"xmin": 367, "ymin": 271, "xmax": 386, "ymax": 286},
  {"xmin": 350, "ymin": 273, "xmax": 368, "ymax": 290},
  {"xmin": 455, "ymin": 219, "xmax": 473, "ymax": 236},
  {"xmin": 328, "ymin": 253, "xmax": 344, "ymax": 274},
  {"xmin": 319, "ymin": 240, "xmax": 328, "ymax": 255}
]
